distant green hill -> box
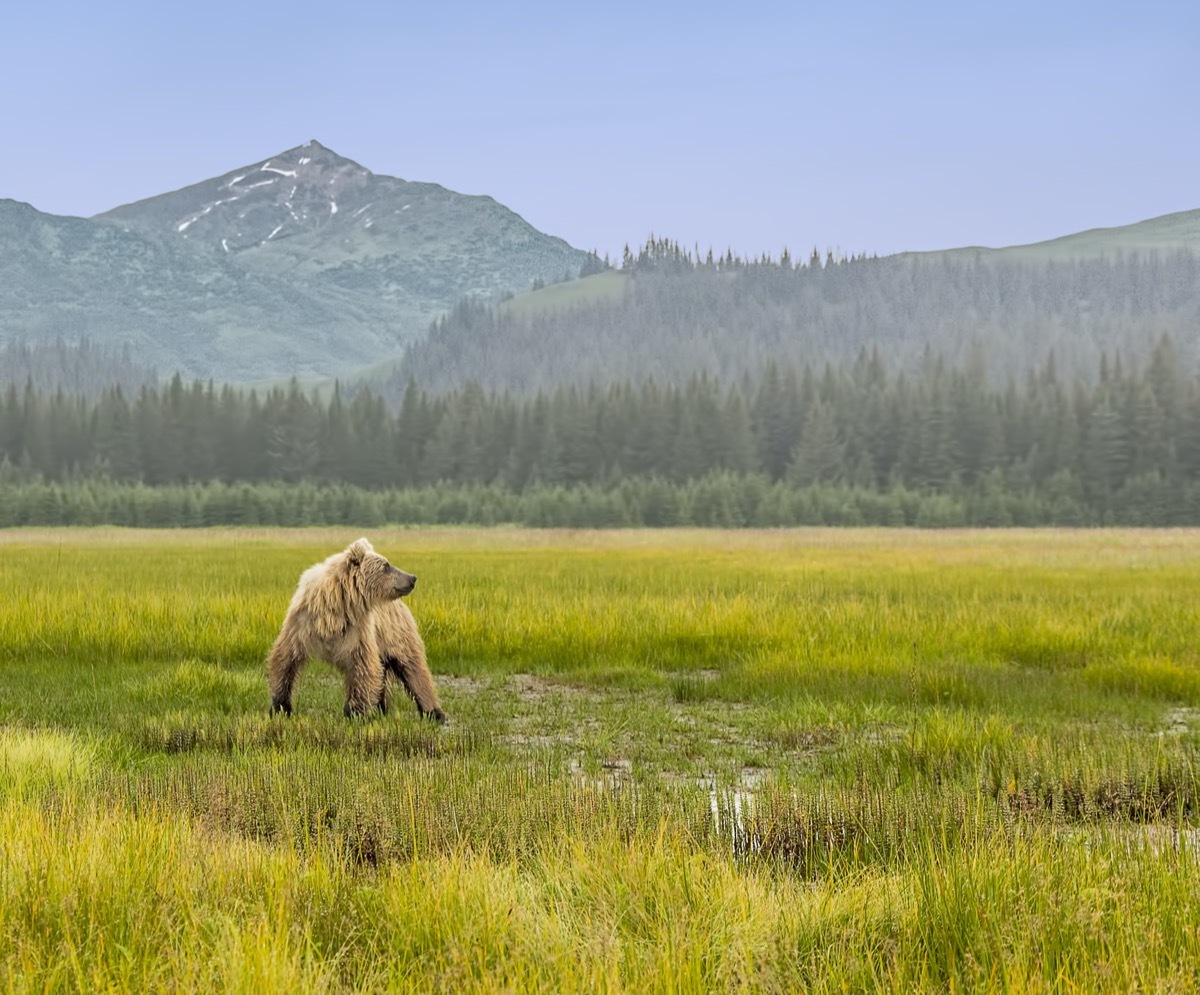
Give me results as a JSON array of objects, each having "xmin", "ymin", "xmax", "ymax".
[
  {"xmin": 904, "ymin": 209, "xmax": 1200, "ymax": 264},
  {"xmin": 0, "ymin": 141, "xmax": 590, "ymax": 382}
]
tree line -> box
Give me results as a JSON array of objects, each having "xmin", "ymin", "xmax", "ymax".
[
  {"xmin": 3, "ymin": 335, "xmax": 1200, "ymax": 525},
  {"xmin": 2, "ymin": 473, "xmax": 1187, "ymax": 529}
]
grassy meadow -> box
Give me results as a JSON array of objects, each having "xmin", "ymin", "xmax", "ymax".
[{"xmin": 2, "ymin": 527, "xmax": 1200, "ymax": 992}]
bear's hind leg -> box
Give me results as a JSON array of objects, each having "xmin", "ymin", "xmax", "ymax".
[
  {"xmin": 376, "ymin": 675, "xmax": 393, "ymax": 715},
  {"xmin": 267, "ymin": 630, "xmax": 306, "ymax": 716}
]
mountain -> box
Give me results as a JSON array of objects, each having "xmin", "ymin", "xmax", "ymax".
[
  {"xmin": 0, "ymin": 141, "xmax": 590, "ymax": 381},
  {"xmin": 0, "ymin": 197, "xmax": 390, "ymax": 381},
  {"xmin": 7, "ymin": 152, "xmax": 1197, "ymax": 393}
]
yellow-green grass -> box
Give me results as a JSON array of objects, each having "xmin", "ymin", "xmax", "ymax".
[{"xmin": 3, "ymin": 527, "xmax": 1200, "ymax": 991}]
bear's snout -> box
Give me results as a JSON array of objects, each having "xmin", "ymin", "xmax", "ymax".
[{"xmin": 391, "ymin": 568, "xmax": 417, "ymax": 598}]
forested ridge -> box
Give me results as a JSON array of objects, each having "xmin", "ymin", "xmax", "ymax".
[
  {"xmin": 4, "ymin": 334, "xmax": 1200, "ymax": 526},
  {"xmin": 0, "ymin": 340, "xmax": 158, "ymax": 396},
  {"xmin": 387, "ymin": 239, "xmax": 1200, "ymax": 396}
]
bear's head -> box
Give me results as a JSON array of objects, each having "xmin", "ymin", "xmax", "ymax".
[{"xmin": 343, "ymin": 537, "xmax": 417, "ymax": 606}]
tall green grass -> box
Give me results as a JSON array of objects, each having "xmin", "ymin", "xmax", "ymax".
[{"xmin": 2, "ymin": 527, "xmax": 1200, "ymax": 990}]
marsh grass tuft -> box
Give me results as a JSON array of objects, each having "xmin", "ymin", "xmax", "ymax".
[{"xmin": 122, "ymin": 711, "xmax": 460, "ymax": 758}]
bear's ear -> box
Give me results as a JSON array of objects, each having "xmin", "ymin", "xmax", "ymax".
[{"xmin": 346, "ymin": 537, "xmax": 374, "ymax": 564}]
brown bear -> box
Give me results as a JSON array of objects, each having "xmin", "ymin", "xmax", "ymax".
[{"xmin": 266, "ymin": 537, "xmax": 446, "ymax": 722}]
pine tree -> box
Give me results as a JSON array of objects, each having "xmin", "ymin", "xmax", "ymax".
[
  {"xmin": 92, "ymin": 387, "xmax": 139, "ymax": 480},
  {"xmin": 1082, "ymin": 397, "xmax": 1130, "ymax": 502},
  {"xmin": 786, "ymin": 399, "xmax": 844, "ymax": 486}
]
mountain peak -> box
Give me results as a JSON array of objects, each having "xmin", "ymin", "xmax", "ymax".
[
  {"xmin": 266, "ymin": 138, "xmax": 373, "ymax": 176},
  {"xmin": 304, "ymin": 138, "xmax": 340, "ymax": 157},
  {"xmin": 97, "ymin": 139, "xmax": 382, "ymax": 250}
]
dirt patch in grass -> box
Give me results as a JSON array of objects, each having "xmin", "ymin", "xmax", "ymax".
[
  {"xmin": 1162, "ymin": 706, "xmax": 1199, "ymax": 735},
  {"xmin": 436, "ymin": 674, "xmax": 490, "ymax": 695},
  {"xmin": 504, "ymin": 673, "xmax": 610, "ymax": 702}
]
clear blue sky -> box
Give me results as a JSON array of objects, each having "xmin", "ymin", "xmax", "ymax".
[{"xmin": 3, "ymin": 0, "xmax": 1196, "ymax": 260}]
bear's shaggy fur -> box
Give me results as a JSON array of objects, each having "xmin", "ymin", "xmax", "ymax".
[{"xmin": 267, "ymin": 538, "xmax": 445, "ymax": 721}]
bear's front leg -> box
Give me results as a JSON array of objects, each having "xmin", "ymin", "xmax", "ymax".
[
  {"xmin": 343, "ymin": 639, "xmax": 386, "ymax": 718},
  {"xmin": 384, "ymin": 651, "xmax": 446, "ymax": 724}
]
